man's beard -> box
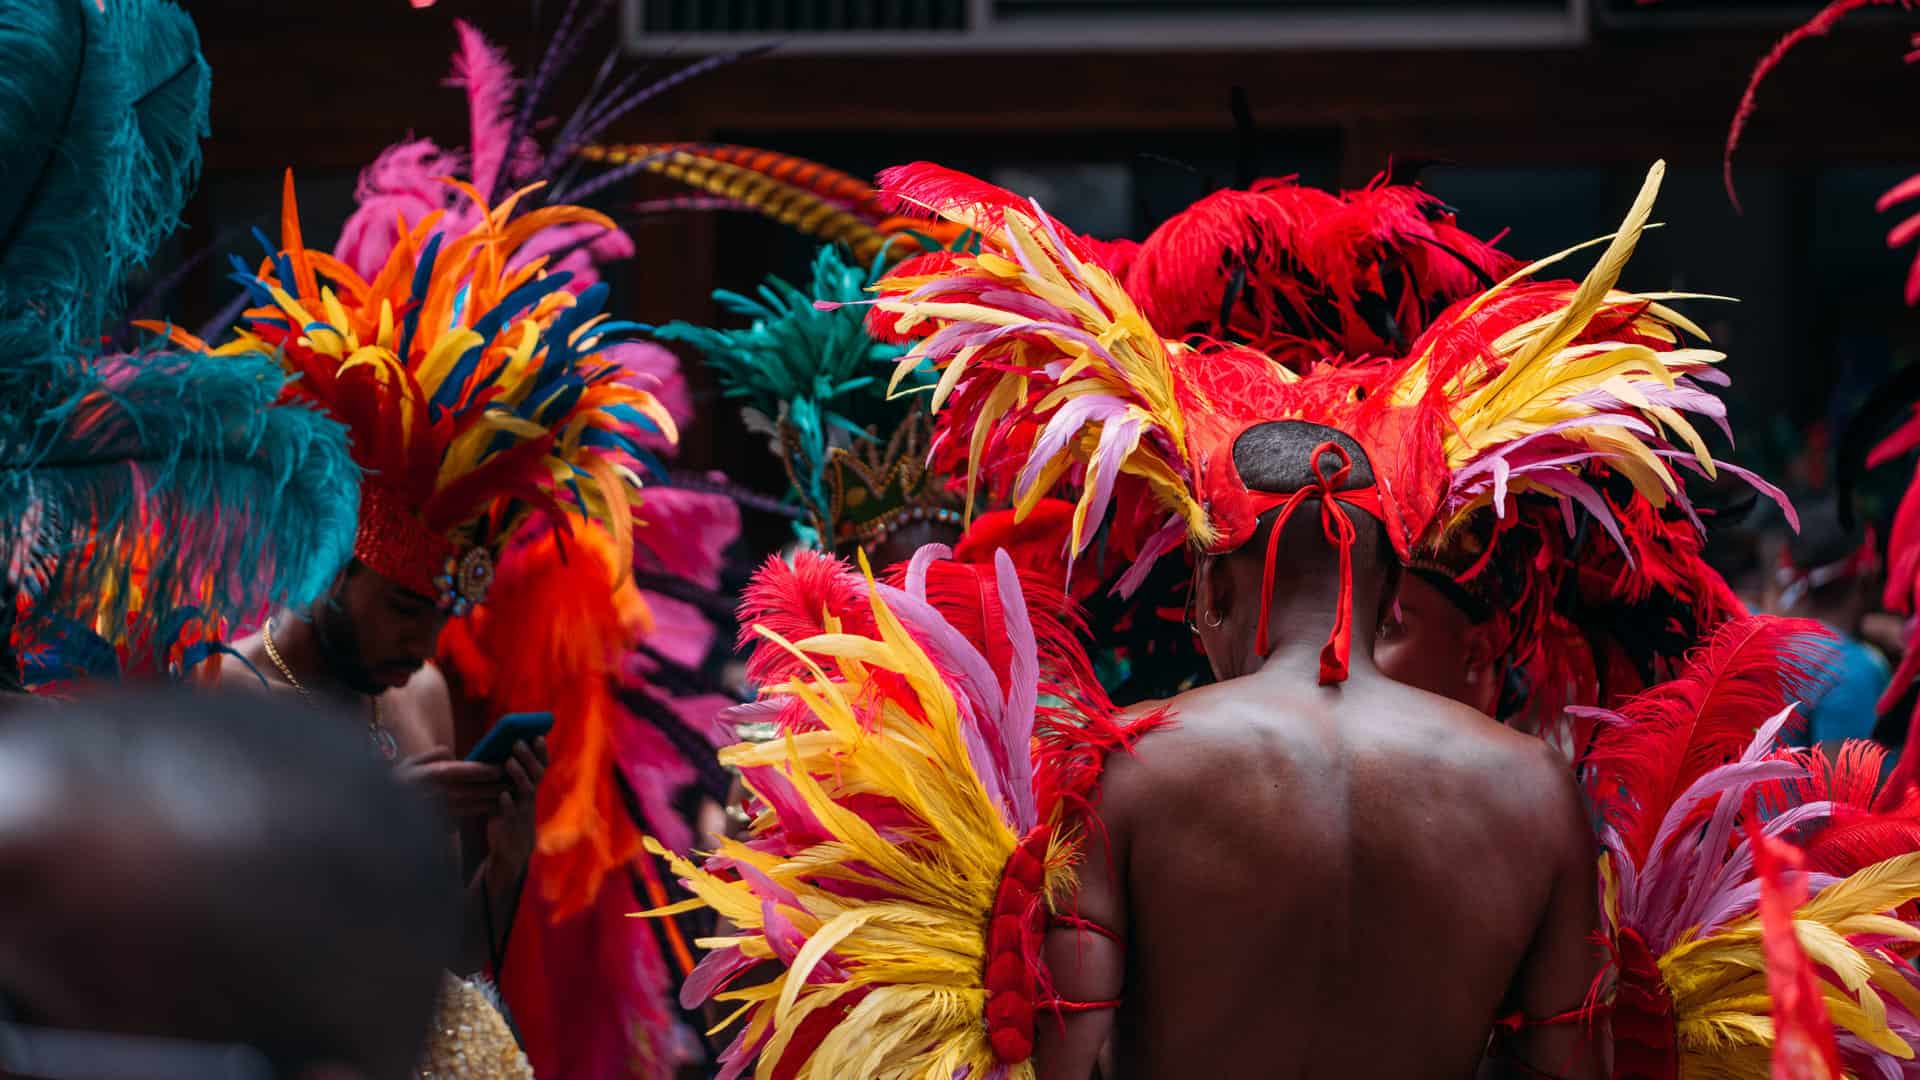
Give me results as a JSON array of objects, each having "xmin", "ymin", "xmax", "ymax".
[{"xmin": 312, "ymin": 599, "xmax": 386, "ymax": 697}]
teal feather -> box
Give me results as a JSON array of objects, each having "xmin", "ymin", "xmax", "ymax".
[
  {"xmin": 649, "ymin": 245, "xmax": 933, "ymax": 538},
  {"xmin": 7, "ymin": 347, "xmax": 361, "ymax": 646},
  {"xmin": 0, "ymin": 0, "xmax": 210, "ymax": 383},
  {"xmin": 0, "ymin": 0, "xmax": 362, "ymax": 676}
]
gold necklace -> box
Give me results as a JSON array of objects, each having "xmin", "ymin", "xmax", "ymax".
[{"xmin": 263, "ymin": 618, "xmax": 398, "ymax": 761}]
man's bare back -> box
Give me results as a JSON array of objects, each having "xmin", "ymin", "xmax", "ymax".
[{"xmin": 1039, "ymin": 665, "xmax": 1601, "ymax": 1079}]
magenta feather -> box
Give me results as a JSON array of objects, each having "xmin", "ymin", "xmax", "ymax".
[{"xmin": 448, "ymin": 19, "xmax": 524, "ymax": 201}]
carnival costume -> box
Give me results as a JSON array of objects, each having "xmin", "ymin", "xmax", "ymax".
[
  {"xmin": 647, "ymin": 544, "xmax": 1154, "ymax": 1079},
  {"xmin": 651, "ymin": 158, "xmax": 1815, "ymax": 1077},
  {"xmin": 152, "ymin": 38, "xmax": 683, "ymax": 1072},
  {"xmin": 165, "ymin": 10, "xmax": 746, "ymax": 1075},
  {"xmin": 0, "ymin": 0, "xmax": 359, "ymax": 689},
  {"xmin": 1583, "ymin": 615, "xmax": 1920, "ymax": 1078}
]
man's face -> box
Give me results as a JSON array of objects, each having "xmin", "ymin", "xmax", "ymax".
[
  {"xmin": 316, "ymin": 565, "xmax": 451, "ymax": 694},
  {"xmin": 1374, "ymin": 572, "xmax": 1501, "ymax": 716}
]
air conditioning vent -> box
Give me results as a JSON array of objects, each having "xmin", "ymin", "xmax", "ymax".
[
  {"xmin": 996, "ymin": 0, "xmax": 1559, "ymax": 11},
  {"xmin": 1597, "ymin": 0, "xmax": 1895, "ymax": 28},
  {"xmin": 634, "ymin": 0, "xmax": 968, "ymax": 34},
  {"xmin": 624, "ymin": 0, "xmax": 1589, "ymax": 53}
]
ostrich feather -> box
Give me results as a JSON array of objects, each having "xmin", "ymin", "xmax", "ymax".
[{"xmin": 1587, "ymin": 615, "xmax": 1836, "ymax": 867}]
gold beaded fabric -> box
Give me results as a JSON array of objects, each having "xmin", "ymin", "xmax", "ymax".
[{"xmin": 414, "ymin": 974, "xmax": 533, "ymax": 1079}]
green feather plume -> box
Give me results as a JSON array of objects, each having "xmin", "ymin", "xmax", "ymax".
[{"xmin": 650, "ymin": 245, "xmax": 933, "ymax": 541}]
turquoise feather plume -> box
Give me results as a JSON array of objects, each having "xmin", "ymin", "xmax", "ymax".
[
  {"xmin": 0, "ymin": 0, "xmax": 360, "ymax": 682},
  {"xmin": 0, "ymin": 0, "xmax": 210, "ymax": 382},
  {"xmin": 6, "ymin": 346, "xmax": 360, "ymax": 653},
  {"xmin": 649, "ymin": 245, "xmax": 932, "ymax": 540}
]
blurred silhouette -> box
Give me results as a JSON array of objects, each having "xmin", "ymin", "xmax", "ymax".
[{"xmin": 0, "ymin": 690, "xmax": 455, "ymax": 1080}]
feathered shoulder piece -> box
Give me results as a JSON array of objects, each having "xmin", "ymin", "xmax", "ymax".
[
  {"xmin": 1580, "ymin": 614, "xmax": 1920, "ymax": 1078},
  {"xmin": 148, "ymin": 173, "xmax": 674, "ymax": 610},
  {"xmin": 650, "ymin": 545, "xmax": 1162, "ymax": 1078}
]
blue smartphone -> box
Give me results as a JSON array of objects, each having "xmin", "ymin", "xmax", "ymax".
[{"xmin": 465, "ymin": 712, "xmax": 553, "ymax": 765}]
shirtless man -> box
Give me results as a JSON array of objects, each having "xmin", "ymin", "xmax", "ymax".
[
  {"xmin": 222, "ymin": 557, "xmax": 546, "ymax": 975},
  {"xmin": 1037, "ymin": 425, "xmax": 1604, "ymax": 1079}
]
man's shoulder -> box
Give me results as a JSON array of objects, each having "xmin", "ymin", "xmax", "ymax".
[{"xmin": 212, "ymin": 634, "xmax": 269, "ymax": 691}]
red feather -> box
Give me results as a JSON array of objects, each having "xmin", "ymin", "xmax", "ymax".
[
  {"xmin": 735, "ymin": 551, "xmax": 877, "ymax": 689},
  {"xmin": 1750, "ymin": 822, "xmax": 1845, "ymax": 1080},
  {"xmin": 1724, "ymin": 0, "xmax": 1902, "ymax": 211},
  {"xmin": 1586, "ymin": 616, "xmax": 1836, "ymax": 866},
  {"xmin": 876, "ymin": 162, "xmax": 1031, "ymax": 228}
]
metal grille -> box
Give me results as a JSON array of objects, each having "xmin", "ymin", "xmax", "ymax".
[
  {"xmin": 636, "ymin": 0, "xmax": 969, "ymax": 32},
  {"xmin": 995, "ymin": 0, "xmax": 1557, "ymax": 10}
]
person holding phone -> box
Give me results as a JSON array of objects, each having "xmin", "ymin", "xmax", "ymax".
[{"xmin": 182, "ymin": 126, "xmax": 674, "ymax": 1079}]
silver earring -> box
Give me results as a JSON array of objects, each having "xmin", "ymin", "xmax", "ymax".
[{"xmin": 1204, "ymin": 610, "xmax": 1223, "ymax": 629}]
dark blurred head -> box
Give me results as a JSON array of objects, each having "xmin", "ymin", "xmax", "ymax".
[
  {"xmin": 1376, "ymin": 566, "xmax": 1505, "ymax": 716},
  {"xmin": 1775, "ymin": 495, "xmax": 1875, "ymax": 621},
  {"xmin": 1197, "ymin": 421, "xmax": 1397, "ymax": 680},
  {"xmin": 311, "ymin": 560, "xmax": 451, "ymax": 694},
  {"xmin": 0, "ymin": 690, "xmax": 455, "ymax": 1079},
  {"xmin": 862, "ymin": 518, "xmax": 964, "ymax": 572}
]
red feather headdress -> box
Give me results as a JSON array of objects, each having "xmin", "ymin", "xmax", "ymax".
[
  {"xmin": 1126, "ymin": 171, "xmax": 1517, "ymax": 369},
  {"xmin": 866, "ymin": 159, "xmax": 1771, "ymax": 685}
]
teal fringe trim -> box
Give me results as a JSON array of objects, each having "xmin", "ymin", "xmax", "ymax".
[{"xmin": 5, "ymin": 347, "xmax": 360, "ymax": 643}]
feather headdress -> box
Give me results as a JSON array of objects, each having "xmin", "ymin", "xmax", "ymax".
[
  {"xmin": 651, "ymin": 545, "xmax": 1160, "ymax": 1079},
  {"xmin": 1581, "ymin": 615, "xmax": 1920, "ymax": 1079},
  {"xmin": 149, "ymin": 172, "xmax": 673, "ymax": 608},
  {"xmin": 867, "ymin": 159, "xmax": 1775, "ymax": 683},
  {"xmin": 1, "ymin": 0, "xmax": 359, "ymax": 685}
]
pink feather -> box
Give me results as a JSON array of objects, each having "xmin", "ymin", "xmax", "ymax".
[{"xmin": 448, "ymin": 20, "xmax": 522, "ymax": 199}]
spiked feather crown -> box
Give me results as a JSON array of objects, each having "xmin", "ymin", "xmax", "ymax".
[{"xmin": 153, "ymin": 173, "xmax": 674, "ymax": 610}]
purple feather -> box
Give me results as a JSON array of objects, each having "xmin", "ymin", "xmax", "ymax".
[
  {"xmin": 680, "ymin": 945, "xmax": 757, "ymax": 1009},
  {"xmin": 1017, "ymin": 395, "xmax": 1125, "ymax": 503},
  {"xmin": 993, "ymin": 550, "xmax": 1040, "ymax": 831},
  {"xmin": 904, "ymin": 543, "xmax": 954, "ymax": 601},
  {"xmin": 1115, "ymin": 517, "xmax": 1185, "ymax": 598}
]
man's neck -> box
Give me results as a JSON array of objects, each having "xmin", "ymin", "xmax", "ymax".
[
  {"xmin": 1249, "ymin": 598, "xmax": 1382, "ymax": 685},
  {"xmin": 264, "ymin": 610, "xmax": 361, "ymax": 704}
]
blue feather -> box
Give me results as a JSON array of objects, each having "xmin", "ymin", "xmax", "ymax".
[{"xmin": 398, "ymin": 231, "xmax": 445, "ymax": 363}]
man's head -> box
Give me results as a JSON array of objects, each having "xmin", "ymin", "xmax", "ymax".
[
  {"xmin": 312, "ymin": 560, "xmax": 452, "ymax": 694},
  {"xmin": 1376, "ymin": 568, "xmax": 1505, "ymax": 716},
  {"xmin": 1194, "ymin": 421, "xmax": 1398, "ymax": 681},
  {"xmin": 0, "ymin": 690, "xmax": 456, "ymax": 1079}
]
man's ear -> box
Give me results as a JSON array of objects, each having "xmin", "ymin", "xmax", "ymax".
[
  {"xmin": 1201, "ymin": 553, "xmax": 1235, "ymax": 623},
  {"xmin": 1462, "ymin": 622, "xmax": 1504, "ymax": 684}
]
